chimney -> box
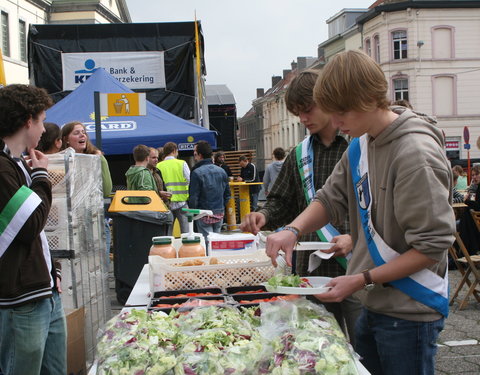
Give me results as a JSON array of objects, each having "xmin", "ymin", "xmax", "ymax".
[
  {"xmin": 291, "ymin": 60, "xmax": 298, "ymax": 71},
  {"xmin": 256, "ymin": 88, "xmax": 265, "ymax": 98},
  {"xmin": 283, "ymin": 69, "xmax": 291, "ymax": 79},
  {"xmin": 297, "ymin": 57, "xmax": 307, "ymax": 71},
  {"xmin": 271, "ymin": 75, "xmax": 282, "ymax": 87}
]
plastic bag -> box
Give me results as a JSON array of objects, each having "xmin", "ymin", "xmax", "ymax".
[
  {"xmin": 256, "ymin": 299, "xmax": 359, "ymax": 375},
  {"xmin": 95, "ymin": 299, "xmax": 359, "ymax": 375},
  {"xmin": 96, "ymin": 309, "xmax": 178, "ymax": 375}
]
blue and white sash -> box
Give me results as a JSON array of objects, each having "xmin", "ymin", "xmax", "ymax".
[
  {"xmin": 0, "ymin": 185, "xmax": 42, "ymax": 259},
  {"xmin": 348, "ymin": 136, "xmax": 449, "ymax": 316},
  {"xmin": 296, "ymin": 136, "xmax": 347, "ymax": 269}
]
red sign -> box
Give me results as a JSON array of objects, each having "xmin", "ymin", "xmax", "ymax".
[
  {"xmin": 463, "ymin": 126, "xmax": 470, "ymax": 144},
  {"xmin": 445, "ymin": 141, "xmax": 459, "ymax": 149}
]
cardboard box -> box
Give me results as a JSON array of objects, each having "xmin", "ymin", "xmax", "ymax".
[{"xmin": 65, "ymin": 307, "xmax": 86, "ymax": 375}]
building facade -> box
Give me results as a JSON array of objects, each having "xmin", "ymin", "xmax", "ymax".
[
  {"xmin": 240, "ymin": 61, "xmax": 311, "ymax": 172},
  {"xmin": 237, "ymin": 107, "xmax": 256, "ymax": 151},
  {"xmin": 239, "ymin": 1, "xmax": 480, "ymax": 166},
  {"xmin": 316, "ymin": 8, "xmax": 368, "ymax": 64},
  {"xmin": 0, "ymin": 0, "xmax": 130, "ymax": 84},
  {"xmin": 358, "ymin": 0, "xmax": 480, "ymax": 161}
]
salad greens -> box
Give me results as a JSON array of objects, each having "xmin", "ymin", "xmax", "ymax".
[
  {"xmin": 267, "ymin": 274, "xmax": 312, "ymax": 288},
  {"xmin": 96, "ymin": 300, "xmax": 359, "ymax": 375}
]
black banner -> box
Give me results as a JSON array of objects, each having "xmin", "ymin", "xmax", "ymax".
[{"xmin": 28, "ymin": 22, "xmax": 205, "ymax": 120}]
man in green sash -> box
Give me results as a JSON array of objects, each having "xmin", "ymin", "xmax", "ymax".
[
  {"xmin": 266, "ymin": 51, "xmax": 455, "ymax": 375},
  {"xmin": 241, "ymin": 70, "xmax": 361, "ymax": 346},
  {"xmin": 0, "ymin": 84, "xmax": 66, "ymax": 375}
]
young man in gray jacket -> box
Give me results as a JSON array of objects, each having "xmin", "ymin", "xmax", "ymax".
[
  {"xmin": 263, "ymin": 147, "xmax": 285, "ymax": 196},
  {"xmin": 266, "ymin": 50, "xmax": 455, "ymax": 375}
]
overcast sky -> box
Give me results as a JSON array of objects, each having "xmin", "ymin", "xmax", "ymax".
[{"xmin": 125, "ymin": 0, "xmax": 374, "ymax": 117}]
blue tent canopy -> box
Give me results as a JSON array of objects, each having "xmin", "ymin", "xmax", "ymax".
[{"xmin": 46, "ymin": 68, "xmax": 216, "ymax": 155}]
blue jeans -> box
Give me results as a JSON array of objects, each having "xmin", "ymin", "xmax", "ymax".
[
  {"xmin": 356, "ymin": 308, "xmax": 444, "ymax": 375},
  {"xmin": 196, "ymin": 218, "xmax": 223, "ymax": 250},
  {"xmin": 0, "ymin": 290, "xmax": 67, "ymax": 375},
  {"xmin": 250, "ymin": 192, "xmax": 259, "ymax": 212}
]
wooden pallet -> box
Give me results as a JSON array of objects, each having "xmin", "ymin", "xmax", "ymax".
[{"xmin": 222, "ymin": 150, "xmax": 256, "ymax": 177}]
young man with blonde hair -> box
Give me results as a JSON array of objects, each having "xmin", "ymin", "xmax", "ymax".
[{"xmin": 266, "ymin": 50, "xmax": 455, "ymax": 375}]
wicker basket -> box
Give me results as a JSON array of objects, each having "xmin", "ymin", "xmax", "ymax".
[{"xmin": 149, "ymin": 250, "xmax": 275, "ymax": 292}]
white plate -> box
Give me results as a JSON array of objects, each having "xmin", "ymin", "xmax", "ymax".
[
  {"xmin": 264, "ymin": 276, "xmax": 332, "ymax": 295},
  {"xmin": 295, "ymin": 242, "xmax": 334, "ymax": 251}
]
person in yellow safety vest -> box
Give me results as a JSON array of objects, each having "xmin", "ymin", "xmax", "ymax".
[{"xmin": 157, "ymin": 142, "xmax": 190, "ymax": 234}]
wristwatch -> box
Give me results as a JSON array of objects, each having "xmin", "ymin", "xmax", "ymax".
[{"xmin": 362, "ymin": 269, "xmax": 375, "ymax": 291}]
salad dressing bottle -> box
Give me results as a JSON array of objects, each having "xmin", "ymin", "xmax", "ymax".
[
  {"xmin": 178, "ymin": 236, "xmax": 205, "ymax": 258},
  {"xmin": 149, "ymin": 236, "xmax": 177, "ymax": 258}
]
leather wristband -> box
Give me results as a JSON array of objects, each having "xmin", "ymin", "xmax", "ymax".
[
  {"xmin": 282, "ymin": 225, "xmax": 301, "ymax": 238},
  {"xmin": 362, "ymin": 270, "xmax": 373, "ymax": 285},
  {"xmin": 362, "ymin": 269, "xmax": 375, "ymax": 291}
]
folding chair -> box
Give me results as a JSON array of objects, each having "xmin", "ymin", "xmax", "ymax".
[
  {"xmin": 470, "ymin": 210, "xmax": 480, "ymax": 232},
  {"xmin": 449, "ymin": 232, "xmax": 480, "ymax": 310}
]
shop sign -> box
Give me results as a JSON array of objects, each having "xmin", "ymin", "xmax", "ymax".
[{"xmin": 62, "ymin": 51, "xmax": 166, "ymax": 90}]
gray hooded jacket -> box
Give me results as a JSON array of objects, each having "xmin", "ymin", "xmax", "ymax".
[
  {"xmin": 263, "ymin": 160, "xmax": 284, "ymax": 194},
  {"xmin": 315, "ymin": 107, "xmax": 455, "ymax": 321}
]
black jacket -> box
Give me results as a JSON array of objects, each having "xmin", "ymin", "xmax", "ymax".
[
  {"xmin": 240, "ymin": 162, "xmax": 261, "ymax": 194},
  {"xmin": 0, "ymin": 144, "xmax": 57, "ymax": 307}
]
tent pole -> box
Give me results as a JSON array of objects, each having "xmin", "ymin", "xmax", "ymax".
[{"xmin": 94, "ymin": 91, "xmax": 102, "ymax": 150}]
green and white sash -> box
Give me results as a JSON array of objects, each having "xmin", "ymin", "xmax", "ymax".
[
  {"xmin": 0, "ymin": 185, "xmax": 42, "ymax": 258},
  {"xmin": 296, "ymin": 136, "xmax": 347, "ymax": 269}
]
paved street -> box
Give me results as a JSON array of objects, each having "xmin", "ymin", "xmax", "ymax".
[
  {"xmin": 108, "ymin": 268, "xmax": 480, "ymax": 374},
  {"xmin": 436, "ymin": 270, "xmax": 480, "ymax": 375}
]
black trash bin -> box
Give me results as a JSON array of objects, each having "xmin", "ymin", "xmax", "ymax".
[{"xmin": 110, "ymin": 210, "xmax": 173, "ymax": 305}]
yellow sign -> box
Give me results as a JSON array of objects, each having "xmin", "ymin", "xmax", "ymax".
[
  {"xmin": 100, "ymin": 93, "xmax": 146, "ymax": 117},
  {"xmin": 0, "ymin": 48, "xmax": 6, "ymax": 86}
]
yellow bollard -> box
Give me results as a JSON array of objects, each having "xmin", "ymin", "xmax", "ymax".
[
  {"xmin": 173, "ymin": 218, "xmax": 181, "ymax": 238},
  {"xmin": 238, "ymin": 185, "xmax": 252, "ymax": 222},
  {"xmin": 226, "ymin": 196, "xmax": 238, "ymax": 230}
]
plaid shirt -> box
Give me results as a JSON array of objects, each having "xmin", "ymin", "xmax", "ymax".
[{"xmin": 258, "ymin": 134, "xmax": 349, "ymax": 277}]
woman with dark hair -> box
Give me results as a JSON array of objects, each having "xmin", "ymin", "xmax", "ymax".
[
  {"xmin": 61, "ymin": 121, "xmax": 113, "ymax": 257},
  {"xmin": 60, "ymin": 121, "xmax": 112, "ymax": 197},
  {"xmin": 36, "ymin": 122, "xmax": 62, "ymax": 154}
]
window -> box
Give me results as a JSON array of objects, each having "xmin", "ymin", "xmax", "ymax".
[
  {"xmin": 432, "ymin": 26, "xmax": 454, "ymax": 59},
  {"xmin": 1, "ymin": 11, "xmax": 9, "ymax": 57},
  {"xmin": 393, "ymin": 78, "xmax": 409, "ymax": 101},
  {"xmin": 373, "ymin": 34, "xmax": 380, "ymax": 63},
  {"xmin": 365, "ymin": 38, "xmax": 371, "ymax": 57},
  {"xmin": 433, "ymin": 75, "xmax": 455, "ymax": 116},
  {"xmin": 392, "ymin": 30, "xmax": 407, "ymax": 60},
  {"xmin": 19, "ymin": 20, "xmax": 26, "ymax": 62}
]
